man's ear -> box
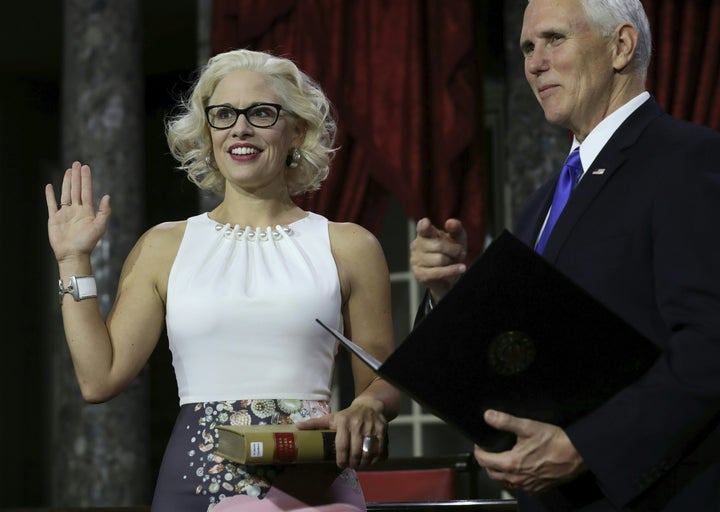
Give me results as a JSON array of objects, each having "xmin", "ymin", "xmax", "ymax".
[{"xmin": 611, "ymin": 23, "xmax": 639, "ymax": 72}]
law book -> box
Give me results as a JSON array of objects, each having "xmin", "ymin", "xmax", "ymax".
[
  {"xmin": 317, "ymin": 230, "xmax": 660, "ymax": 453},
  {"xmin": 214, "ymin": 424, "xmax": 336, "ymax": 464}
]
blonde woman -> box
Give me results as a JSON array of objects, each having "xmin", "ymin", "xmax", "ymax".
[{"xmin": 46, "ymin": 49, "xmax": 399, "ymax": 512}]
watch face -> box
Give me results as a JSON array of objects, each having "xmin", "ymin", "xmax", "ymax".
[
  {"xmin": 70, "ymin": 276, "xmax": 81, "ymax": 300},
  {"xmin": 74, "ymin": 276, "xmax": 98, "ymax": 300},
  {"xmin": 58, "ymin": 276, "xmax": 97, "ymax": 303}
]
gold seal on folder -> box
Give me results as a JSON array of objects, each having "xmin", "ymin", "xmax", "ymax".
[{"xmin": 487, "ymin": 331, "xmax": 536, "ymax": 375}]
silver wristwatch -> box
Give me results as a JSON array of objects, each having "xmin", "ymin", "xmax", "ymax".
[{"xmin": 58, "ymin": 275, "xmax": 97, "ymax": 304}]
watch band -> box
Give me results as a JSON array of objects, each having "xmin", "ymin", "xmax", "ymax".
[{"xmin": 58, "ymin": 275, "xmax": 98, "ymax": 304}]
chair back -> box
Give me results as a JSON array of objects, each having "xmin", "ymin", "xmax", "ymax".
[{"xmin": 357, "ymin": 453, "xmax": 479, "ymax": 502}]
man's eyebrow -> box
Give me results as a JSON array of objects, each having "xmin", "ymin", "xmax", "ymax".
[
  {"xmin": 538, "ymin": 28, "xmax": 563, "ymax": 38},
  {"xmin": 520, "ymin": 29, "xmax": 565, "ymax": 46}
]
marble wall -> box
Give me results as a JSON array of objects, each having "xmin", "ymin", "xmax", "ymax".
[{"xmin": 502, "ymin": 0, "xmax": 569, "ymax": 228}]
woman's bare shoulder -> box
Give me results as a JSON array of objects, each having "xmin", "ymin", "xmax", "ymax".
[
  {"xmin": 327, "ymin": 221, "xmax": 379, "ymax": 250},
  {"xmin": 140, "ymin": 220, "xmax": 186, "ymax": 245},
  {"xmin": 327, "ymin": 221, "xmax": 386, "ymax": 273},
  {"xmin": 146, "ymin": 219, "xmax": 187, "ymax": 238},
  {"xmin": 128, "ymin": 220, "xmax": 188, "ymax": 266}
]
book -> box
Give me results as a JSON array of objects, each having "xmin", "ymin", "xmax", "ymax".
[
  {"xmin": 317, "ymin": 229, "xmax": 660, "ymax": 453},
  {"xmin": 214, "ymin": 424, "xmax": 336, "ymax": 464}
]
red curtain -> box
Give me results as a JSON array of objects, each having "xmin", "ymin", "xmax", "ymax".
[
  {"xmin": 644, "ymin": 0, "xmax": 720, "ymax": 129},
  {"xmin": 211, "ymin": 0, "xmax": 486, "ymax": 261},
  {"xmin": 209, "ymin": 1, "xmax": 720, "ymax": 261}
]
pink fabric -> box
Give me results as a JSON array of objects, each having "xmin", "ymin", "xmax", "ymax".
[
  {"xmin": 211, "ymin": 467, "xmax": 366, "ymax": 512},
  {"xmin": 212, "ymin": 486, "xmax": 363, "ymax": 512}
]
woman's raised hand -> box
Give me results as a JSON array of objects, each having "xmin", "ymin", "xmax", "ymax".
[{"xmin": 45, "ymin": 161, "xmax": 111, "ymax": 263}]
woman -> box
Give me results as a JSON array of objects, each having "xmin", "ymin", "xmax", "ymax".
[{"xmin": 45, "ymin": 49, "xmax": 400, "ymax": 511}]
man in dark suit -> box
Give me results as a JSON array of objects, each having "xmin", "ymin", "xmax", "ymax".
[{"xmin": 410, "ymin": 0, "xmax": 720, "ymax": 510}]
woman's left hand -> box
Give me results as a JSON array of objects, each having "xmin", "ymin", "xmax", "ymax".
[{"xmin": 295, "ymin": 396, "xmax": 387, "ymax": 469}]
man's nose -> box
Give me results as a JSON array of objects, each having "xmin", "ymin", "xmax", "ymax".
[{"xmin": 526, "ymin": 47, "xmax": 549, "ymax": 74}]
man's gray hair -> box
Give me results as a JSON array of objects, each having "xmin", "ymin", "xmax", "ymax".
[{"xmin": 528, "ymin": 0, "xmax": 652, "ymax": 75}]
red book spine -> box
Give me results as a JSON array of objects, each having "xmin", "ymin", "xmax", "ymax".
[{"xmin": 272, "ymin": 432, "xmax": 299, "ymax": 463}]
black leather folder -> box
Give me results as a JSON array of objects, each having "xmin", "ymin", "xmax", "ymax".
[{"xmin": 317, "ymin": 230, "xmax": 660, "ymax": 452}]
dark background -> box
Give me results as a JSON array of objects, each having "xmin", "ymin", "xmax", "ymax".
[{"xmin": 1, "ymin": 0, "xmax": 200, "ymax": 504}]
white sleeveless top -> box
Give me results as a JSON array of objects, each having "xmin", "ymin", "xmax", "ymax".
[{"xmin": 166, "ymin": 212, "xmax": 342, "ymax": 405}]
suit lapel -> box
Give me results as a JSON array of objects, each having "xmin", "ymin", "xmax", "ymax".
[
  {"xmin": 515, "ymin": 179, "xmax": 556, "ymax": 247},
  {"xmin": 540, "ymin": 98, "xmax": 664, "ymax": 261}
]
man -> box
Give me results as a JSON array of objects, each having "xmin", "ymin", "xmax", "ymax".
[{"xmin": 410, "ymin": 0, "xmax": 720, "ymax": 510}]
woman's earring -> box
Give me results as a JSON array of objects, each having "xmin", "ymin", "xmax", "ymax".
[
  {"xmin": 205, "ymin": 154, "xmax": 216, "ymax": 170},
  {"xmin": 286, "ymin": 148, "xmax": 301, "ymax": 168}
]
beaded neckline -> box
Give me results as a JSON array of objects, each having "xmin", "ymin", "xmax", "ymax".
[{"xmin": 214, "ymin": 222, "xmax": 293, "ymax": 242}]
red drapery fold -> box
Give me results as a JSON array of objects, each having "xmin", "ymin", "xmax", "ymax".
[
  {"xmin": 210, "ymin": 0, "xmax": 719, "ymax": 262},
  {"xmin": 211, "ymin": 0, "xmax": 486, "ymax": 261},
  {"xmin": 644, "ymin": 0, "xmax": 720, "ymax": 129}
]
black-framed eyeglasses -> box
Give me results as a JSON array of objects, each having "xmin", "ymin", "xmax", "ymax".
[{"xmin": 205, "ymin": 103, "xmax": 286, "ymax": 130}]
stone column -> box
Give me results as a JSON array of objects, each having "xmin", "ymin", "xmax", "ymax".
[
  {"xmin": 503, "ymin": 0, "xmax": 568, "ymax": 225},
  {"xmin": 53, "ymin": 0, "xmax": 149, "ymax": 505},
  {"xmin": 197, "ymin": 0, "xmax": 213, "ymax": 67},
  {"xmin": 197, "ymin": 0, "xmax": 222, "ymax": 214}
]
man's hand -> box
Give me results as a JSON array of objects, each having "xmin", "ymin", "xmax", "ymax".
[
  {"xmin": 474, "ymin": 409, "xmax": 587, "ymax": 495},
  {"xmin": 410, "ymin": 218, "xmax": 468, "ymax": 302}
]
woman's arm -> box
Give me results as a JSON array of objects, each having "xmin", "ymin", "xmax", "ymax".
[
  {"xmin": 46, "ymin": 162, "xmax": 178, "ymax": 403},
  {"xmin": 296, "ymin": 221, "xmax": 400, "ymax": 469}
]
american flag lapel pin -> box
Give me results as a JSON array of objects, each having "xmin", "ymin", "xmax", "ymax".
[{"xmin": 592, "ymin": 168, "xmax": 606, "ymax": 175}]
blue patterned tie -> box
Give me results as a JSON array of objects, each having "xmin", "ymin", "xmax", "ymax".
[{"xmin": 535, "ymin": 147, "xmax": 583, "ymax": 254}]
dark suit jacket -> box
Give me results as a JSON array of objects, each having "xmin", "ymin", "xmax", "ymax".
[{"xmin": 510, "ymin": 97, "xmax": 720, "ymax": 511}]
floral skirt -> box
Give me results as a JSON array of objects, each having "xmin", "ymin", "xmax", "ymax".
[{"xmin": 151, "ymin": 399, "xmax": 364, "ymax": 512}]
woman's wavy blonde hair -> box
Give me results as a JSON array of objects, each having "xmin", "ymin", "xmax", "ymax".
[{"xmin": 165, "ymin": 49, "xmax": 337, "ymax": 196}]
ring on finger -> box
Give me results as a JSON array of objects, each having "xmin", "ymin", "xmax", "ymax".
[
  {"xmin": 60, "ymin": 202, "xmax": 72, "ymax": 207},
  {"xmin": 362, "ymin": 434, "xmax": 379, "ymax": 454}
]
